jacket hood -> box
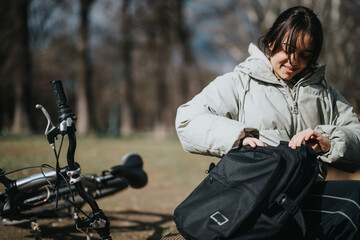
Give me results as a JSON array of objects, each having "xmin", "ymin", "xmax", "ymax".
[{"xmin": 234, "ymin": 43, "xmax": 326, "ymax": 85}]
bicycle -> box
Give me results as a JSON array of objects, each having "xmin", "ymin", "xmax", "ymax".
[{"xmin": 0, "ymin": 80, "xmax": 148, "ymax": 240}]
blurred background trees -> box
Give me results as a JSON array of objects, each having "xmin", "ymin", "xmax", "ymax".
[{"xmin": 0, "ymin": 0, "xmax": 359, "ymax": 136}]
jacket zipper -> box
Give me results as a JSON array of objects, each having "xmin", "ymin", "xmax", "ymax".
[
  {"xmin": 290, "ymin": 74, "xmax": 314, "ymax": 135},
  {"xmin": 277, "ymin": 80, "xmax": 298, "ymax": 137}
]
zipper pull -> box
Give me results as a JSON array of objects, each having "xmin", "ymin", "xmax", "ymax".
[
  {"xmin": 292, "ymin": 102, "xmax": 298, "ymax": 114},
  {"xmin": 205, "ymin": 162, "xmax": 215, "ymax": 174}
]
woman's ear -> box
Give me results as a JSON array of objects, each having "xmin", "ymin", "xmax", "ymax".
[{"xmin": 268, "ymin": 42, "xmax": 274, "ymax": 54}]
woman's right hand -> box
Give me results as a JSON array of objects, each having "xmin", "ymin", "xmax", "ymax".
[{"xmin": 242, "ymin": 137, "xmax": 267, "ymax": 148}]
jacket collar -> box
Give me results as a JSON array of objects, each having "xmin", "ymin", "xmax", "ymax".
[{"xmin": 234, "ymin": 43, "xmax": 326, "ymax": 86}]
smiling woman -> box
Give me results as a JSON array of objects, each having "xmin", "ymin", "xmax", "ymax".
[{"xmin": 175, "ymin": 5, "xmax": 360, "ymax": 239}]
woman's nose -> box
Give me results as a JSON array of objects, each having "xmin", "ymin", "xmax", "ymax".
[{"xmin": 290, "ymin": 52, "xmax": 299, "ymax": 65}]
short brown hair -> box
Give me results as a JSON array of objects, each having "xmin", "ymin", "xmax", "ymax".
[{"xmin": 258, "ymin": 6, "xmax": 323, "ymax": 66}]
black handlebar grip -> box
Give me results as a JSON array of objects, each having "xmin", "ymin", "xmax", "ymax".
[
  {"xmin": 50, "ymin": 80, "xmax": 75, "ymax": 123},
  {"xmin": 51, "ymin": 80, "xmax": 67, "ymax": 106}
]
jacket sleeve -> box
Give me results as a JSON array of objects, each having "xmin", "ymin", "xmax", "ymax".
[
  {"xmin": 175, "ymin": 72, "xmax": 258, "ymax": 157},
  {"xmin": 314, "ymin": 87, "xmax": 360, "ymax": 172}
]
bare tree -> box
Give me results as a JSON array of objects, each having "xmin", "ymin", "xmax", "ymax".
[
  {"xmin": 318, "ymin": 0, "xmax": 360, "ymax": 114},
  {"xmin": 173, "ymin": 0, "xmax": 200, "ymax": 102},
  {"xmin": 77, "ymin": 0, "xmax": 95, "ymax": 134},
  {"xmin": 140, "ymin": 1, "xmax": 173, "ymax": 134},
  {"xmin": 118, "ymin": 0, "xmax": 138, "ymax": 134},
  {"xmin": 0, "ymin": 0, "xmax": 33, "ymax": 133}
]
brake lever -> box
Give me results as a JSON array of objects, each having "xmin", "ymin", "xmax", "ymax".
[{"xmin": 36, "ymin": 104, "xmax": 60, "ymax": 149}]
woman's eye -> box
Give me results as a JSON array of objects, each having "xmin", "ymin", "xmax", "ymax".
[
  {"xmin": 281, "ymin": 43, "xmax": 295, "ymax": 53},
  {"xmin": 300, "ymin": 53, "xmax": 312, "ymax": 60}
]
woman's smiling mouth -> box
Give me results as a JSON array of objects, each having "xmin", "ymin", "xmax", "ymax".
[{"xmin": 283, "ymin": 65, "xmax": 297, "ymax": 73}]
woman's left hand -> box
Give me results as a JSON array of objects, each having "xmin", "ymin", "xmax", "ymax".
[{"xmin": 289, "ymin": 128, "xmax": 331, "ymax": 153}]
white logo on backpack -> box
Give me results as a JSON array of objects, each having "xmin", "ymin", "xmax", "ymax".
[{"xmin": 210, "ymin": 211, "xmax": 229, "ymax": 226}]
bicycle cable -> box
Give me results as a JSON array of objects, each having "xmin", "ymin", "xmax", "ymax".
[
  {"xmin": 0, "ymin": 165, "xmax": 54, "ymax": 176},
  {"xmin": 41, "ymin": 166, "xmax": 90, "ymax": 218},
  {"xmin": 48, "ymin": 134, "xmax": 91, "ymax": 219},
  {"xmin": 0, "ymin": 163, "xmax": 89, "ymax": 217},
  {"xmin": 53, "ymin": 134, "xmax": 64, "ymax": 208},
  {"xmin": 39, "ymin": 164, "xmax": 90, "ymax": 218}
]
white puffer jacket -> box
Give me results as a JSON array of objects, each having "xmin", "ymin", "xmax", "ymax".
[{"xmin": 175, "ymin": 43, "xmax": 360, "ymax": 174}]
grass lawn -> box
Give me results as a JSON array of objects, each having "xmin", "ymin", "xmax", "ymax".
[
  {"xmin": 1, "ymin": 134, "xmax": 220, "ymax": 239},
  {"xmin": 1, "ymin": 134, "xmax": 359, "ymax": 184},
  {"xmin": 0, "ymin": 134, "xmax": 217, "ymax": 188}
]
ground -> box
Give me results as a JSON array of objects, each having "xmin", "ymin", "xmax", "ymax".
[
  {"xmin": 0, "ymin": 136, "xmax": 211, "ymax": 240},
  {"xmin": 0, "ymin": 168, "xmax": 193, "ymax": 240}
]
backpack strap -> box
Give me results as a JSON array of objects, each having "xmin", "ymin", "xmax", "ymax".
[{"xmin": 276, "ymin": 193, "xmax": 306, "ymax": 235}]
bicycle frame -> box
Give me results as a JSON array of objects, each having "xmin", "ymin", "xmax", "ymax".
[{"xmin": 1, "ymin": 169, "xmax": 129, "ymax": 218}]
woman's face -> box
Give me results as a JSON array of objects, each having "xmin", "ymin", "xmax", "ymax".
[{"xmin": 269, "ymin": 32, "xmax": 314, "ymax": 80}]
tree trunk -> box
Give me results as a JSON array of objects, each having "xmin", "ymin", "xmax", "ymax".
[
  {"xmin": 151, "ymin": 1, "xmax": 172, "ymax": 135},
  {"xmin": 173, "ymin": 0, "xmax": 200, "ymax": 102},
  {"xmin": 77, "ymin": 0, "xmax": 95, "ymax": 134},
  {"xmin": 5, "ymin": 0, "xmax": 32, "ymax": 134},
  {"xmin": 119, "ymin": 0, "xmax": 137, "ymax": 135}
]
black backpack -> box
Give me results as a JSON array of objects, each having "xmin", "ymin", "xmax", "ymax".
[{"xmin": 174, "ymin": 141, "xmax": 319, "ymax": 240}]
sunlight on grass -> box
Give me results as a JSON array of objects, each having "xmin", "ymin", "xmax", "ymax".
[{"xmin": 0, "ymin": 135, "xmax": 217, "ymax": 187}]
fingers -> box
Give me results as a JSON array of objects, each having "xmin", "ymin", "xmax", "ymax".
[
  {"xmin": 242, "ymin": 129, "xmax": 330, "ymax": 153},
  {"xmin": 289, "ymin": 128, "xmax": 315, "ymax": 149},
  {"xmin": 242, "ymin": 137, "xmax": 267, "ymax": 148},
  {"xmin": 305, "ymin": 141, "xmax": 320, "ymax": 152}
]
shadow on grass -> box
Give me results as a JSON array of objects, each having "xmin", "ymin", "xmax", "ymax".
[
  {"xmin": 9, "ymin": 210, "xmax": 174, "ymax": 240},
  {"xmin": 107, "ymin": 210, "xmax": 174, "ymax": 239}
]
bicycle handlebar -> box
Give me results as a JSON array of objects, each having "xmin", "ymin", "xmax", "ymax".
[
  {"xmin": 50, "ymin": 80, "xmax": 111, "ymax": 240},
  {"xmin": 50, "ymin": 80, "xmax": 76, "ymax": 123},
  {"xmin": 51, "ymin": 80, "xmax": 67, "ymax": 106}
]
